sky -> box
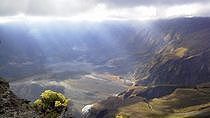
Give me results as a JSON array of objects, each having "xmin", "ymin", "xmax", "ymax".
[{"xmin": 0, "ymin": 0, "xmax": 210, "ymax": 22}]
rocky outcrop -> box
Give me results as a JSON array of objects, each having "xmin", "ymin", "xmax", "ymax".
[
  {"xmin": 0, "ymin": 77, "xmax": 40, "ymax": 118},
  {"xmin": 81, "ymin": 96, "xmax": 147, "ymax": 118}
]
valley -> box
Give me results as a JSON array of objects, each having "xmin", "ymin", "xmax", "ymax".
[
  {"xmin": 1, "ymin": 17, "xmax": 210, "ymax": 117},
  {"xmin": 9, "ymin": 61, "xmax": 128, "ymax": 113}
]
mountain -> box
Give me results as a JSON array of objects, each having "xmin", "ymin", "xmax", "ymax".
[
  {"xmin": 0, "ymin": 21, "xmax": 149, "ymax": 114},
  {"xmin": 116, "ymin": 86, "xmax": 210, "ymax": 118},
  {"xmin": 1, "ymin": 17, "xmax": 210, "ymax": 118},
  {"xmin": 0, "ymin": 21, "xmax": 149, "ymax": 80},
  {"xmin": 135, "ymin": 17, "xmax": 210, "ymax": 86},
  {"xmin": 0, "ymin": 20, "xmax": 161, "ymax": 113},
  {"xmin": 81, "ymin": 17, "xmax": 210, "ymax": 118}
]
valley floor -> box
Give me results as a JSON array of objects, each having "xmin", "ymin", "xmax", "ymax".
[{"xmin": 9, "ymin": 62, "xmax": 128, "ymax": 115}]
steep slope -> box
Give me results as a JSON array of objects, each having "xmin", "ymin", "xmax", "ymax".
[
  {"xmin": 0, "ymin": 77, "xmax": 40, "ymax": 118},
  {"xmin": 116, "ymin": 86, "xmax": 210, "ymax": 118},
  {"xmin": 84, "ymin": 17, "xmax": 210, "ymax": 118},
  {"xmin": 135, "ymin": 17, "xmax": 210, "ymax": 86}
]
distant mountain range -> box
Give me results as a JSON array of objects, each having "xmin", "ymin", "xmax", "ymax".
[
  {"xmin": 79, "ymin": 17, "xmax": 210, "ymax": 118},
  {"xmin": 1, "ymin": 17, "xmax": 210, "ymax": 118},
  {"xmin": 0, "ymin": 20, "xmax": 149, "ymax": 80}
]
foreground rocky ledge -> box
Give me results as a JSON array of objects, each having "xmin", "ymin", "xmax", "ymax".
[{"xmin": 0, "ymin": 77, "xmax": 40, "ymax": 118}]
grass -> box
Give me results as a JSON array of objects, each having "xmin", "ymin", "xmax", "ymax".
[{"xmin": 116, "ymin": 88, "xmax": 210, "ymax": 118}]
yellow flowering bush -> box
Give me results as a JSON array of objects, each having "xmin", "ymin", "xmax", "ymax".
[
  {"xmin": 55, "ymin": 101, "xmax": 62, "ymax": 107},
  {"xmin": 34, "ymin": 99, "xmax": 43, "ymax": 107},
  {"xmin": 33, "ymin": 90, "xmax": 69, "ymax": 114}
]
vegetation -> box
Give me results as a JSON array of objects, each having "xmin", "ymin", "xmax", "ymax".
[
  {"xmin": 33, "ymin": 90, "xmax": 69, "ymax": 117},
  {"xmin": 116, "ymin": 113, "xmax": 130, "ymax": 118},
  {"xmin": 116, "ymin": 87, "xmax": 210, "ymax": 118},
  {"xmin": 174, "ymin": 47, "xmax": 188, "ymax": 57}
]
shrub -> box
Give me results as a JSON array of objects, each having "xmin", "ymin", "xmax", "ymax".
[{"xmin": 33, "ymin": 90, "xmax": 69, "ymax": 116}]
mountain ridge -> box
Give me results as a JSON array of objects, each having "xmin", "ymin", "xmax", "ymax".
[
  {"xmin": 1, "ymin": 17, "xmax": 210, "ymax": 118},
  {"xmin": 82, "ymin": 17, "xmax": 210, "ymax": 118}
]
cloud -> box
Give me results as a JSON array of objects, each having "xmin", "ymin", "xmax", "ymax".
[
  {"xmin": 0, "ymin": 0, "xmax": 209, "ymax": 22},
  {"xmin": 99, "ymin": 0, "xmax": 210, "ymax": 8},
  {"xmin": 0, "ymin": 0, "xmax": 96, "ymax": 16}
]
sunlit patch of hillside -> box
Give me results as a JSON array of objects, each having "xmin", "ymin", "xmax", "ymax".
[
  {"xmin": 116, "ymin": 87, "xmax": 210, "ymax": 118},
  {"xmin": 174, "ymin": 47, "xmax": 188, "ymax": 57}
]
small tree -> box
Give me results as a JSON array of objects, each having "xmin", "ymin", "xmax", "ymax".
[{"xmin": 33, "ymin": 90, "xmax": 69, "ymax": 117}]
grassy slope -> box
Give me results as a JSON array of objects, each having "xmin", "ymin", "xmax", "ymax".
[{"xmin": 116, "ymin": 88, "xmax": 210, "ymax": 118}]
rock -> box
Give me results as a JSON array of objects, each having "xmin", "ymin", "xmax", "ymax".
[
  {"xmin": 81, "ymin": 104, "xmax": 94, "ymax": 118},
  {"xmin": 0, "ymin": 77, "xmax": 41, "ymax": 118}
]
